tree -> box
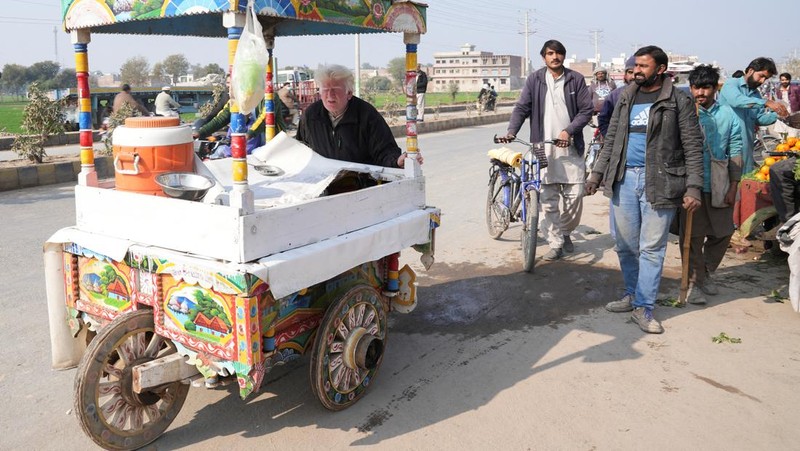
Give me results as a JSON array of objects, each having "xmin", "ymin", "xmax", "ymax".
[
  {"xmin": 0, "ymin": 63, "xmax": 28, "ymax": 98},
  {"xmin": 120, "ymin": 56, "xmax": 150, "ymax": 87},
  {"xmin": 447, "ymin": 81, "xmax": 460, "ymax": 102},
  {"xmin": 151, "ymin": 62, "xmax": 168, "ymax": 86},
  {"xmin": 162, "ymin": 54, "xmax": 190, "ymax": 84},
  {"xmin": 190, "ymin": 63, "xmax": 207, "ymax": 79},
  {"xmin": 364, "ymin": 75, "xmax": 392, "ymax": 92},
  {"xmin": 52, "ymin": 68, "xmax": 77, "ymax": 90},
  {"xmin": 28, "ymin": 61, "xmax": 60, "ymax": 85},
  {"xmin": 203, "ymin": 63, "xmax": 225, "ymax": 77},
  {"xmin": 11, "ymin": 82, "xmax": 65, "ymax": 163},
  {"xmin": 361, "ymin": 62, "xmax": 376, "ymax": 70},
  {"xmin": 387, "ymin": 57, "xmax": 407, "ymax": 87}
]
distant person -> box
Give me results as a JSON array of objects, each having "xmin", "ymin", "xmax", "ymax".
[
  {"xmin": 681, "ymin": 64, "xmax": 743, "ymax": 305},
  {"xmin": 194, "ymin": 74, "xmax": 230, "ymax": 130},
  {"xmin": 277, "ymin": 82, "xmax": 298, "ymax": 125},
  {"xmin": 416, "ymin": 64, "xmax": 428, "ymax": 121},
  {"xmin": 112, "ymin": 83, "xmax": 149, "ymax": 116},
  {"xmin": 718, "ymin": 57, "xmax": 788, "ymax": 172},
  {"xmin": 775, "ymin": 73, "xmax": 800, "ymax": 137},
  {"xmin": 502, "ymin": 39, "xmax": 594, "ymax": 261},
  {"xmin": 598, "ymin": 56, "xmax": 635, "ymax": 136},
  {"xmin": 586, "ymin": 45, "xmax": 704, "ymax": 334},
  {"xmin": 296, "ymin": 64, "xmax": 418, "ymax": 168},
  {"xmin": 155, "ymin": 86, "xmax": 181, "ymax": 117},
  {"xmin": 590, "ymin": 68, "xmax": 617, "ymax": 114}
]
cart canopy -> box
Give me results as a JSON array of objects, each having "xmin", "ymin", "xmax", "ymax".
[{"xmin": 61, "ymin": 0, "xmax": 427, "ymax": 37}]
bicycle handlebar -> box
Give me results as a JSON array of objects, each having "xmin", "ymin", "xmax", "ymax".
[{"xmin": 493, "ymin": 134, "xmax": 568, "ymax": 148}]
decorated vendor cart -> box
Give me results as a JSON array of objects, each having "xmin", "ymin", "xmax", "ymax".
[{"xmin": 46, "ymin": 1, "xmax": 436, "ymax": 449}]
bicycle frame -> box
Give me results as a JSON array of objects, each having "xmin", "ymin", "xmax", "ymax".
[{"xmin": 488, "ymin": 145, "xmax": 545, "ymax": 224}]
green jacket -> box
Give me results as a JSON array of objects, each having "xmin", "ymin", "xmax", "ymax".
[{"xmin": 197, "ymin": 96, "xmax": 287, "ymax": 139}]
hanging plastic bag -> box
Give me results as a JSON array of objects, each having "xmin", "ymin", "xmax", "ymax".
[{"xmin": 231, "ymin": 4, "xmax": 268, "ymax": 113}]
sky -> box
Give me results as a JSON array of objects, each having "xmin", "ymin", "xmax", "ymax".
[{"xmin": 2, "ymin": 0, "xmax": 799, "ymax": 76}]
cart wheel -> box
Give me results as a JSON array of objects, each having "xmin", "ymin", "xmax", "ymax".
[
  {"xmin": 310, "ymin": 285, "xmax": 388, "ymax": 411},
  {"xmin": 74, "ymin": 309, "xmax": 189, "ymax": 450}
]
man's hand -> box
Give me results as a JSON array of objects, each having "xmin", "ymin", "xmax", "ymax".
[
  {"xmin": 556, "ymin": 130, "xmax": 571, "ymax": 147},
  {"xmin": 585, "ymin": 173, "xmax": 602, "ymax": 196},
  {"xmin": 724, "ymin": 182, "xmax": 738, "ymax": 207},
  {"xmin": 497, "ymin": 133, "xmax": 516, "ymax": 143},
  {"xmin": 766, "ymin": 99, "xmax": 789, "ymax": 118},
  {"xmin": 683, "ymin": 195, "xmax": 701, "ymax": 212},
  {"xmin": 398, "ymin": 152, "xmax": 423, "ymax": 168}
]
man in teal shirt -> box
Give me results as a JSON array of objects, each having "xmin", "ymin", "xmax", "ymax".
[
  {"xmin": 682, "ymin": 65, "xmax": 743, "ymax": 305},
  {"xmin": 718, "ymin": 57, "xmax": 788, "ymax": 172}
]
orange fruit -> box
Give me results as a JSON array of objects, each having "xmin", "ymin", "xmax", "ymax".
[
  {"xmin": 777, "ymin": 143, "xmax": 790, "ymax": 152},
  {"xmin": 755, "ymin": 172, "xmax": 767, "ymax": 181},
  {"xmin": 793, "ymin": 142, "xmax": 800, "ymax": 150},
  {"xmin": 787, "ymin": 137, "xmax": 798, "ymax": 147},
  {"xmin": 764, "ymin": 157, "xmax": 777, "ymax": 166},
  {"xmin": 759, "ymin": 165, "xmax": 770, "ymax": 175}
]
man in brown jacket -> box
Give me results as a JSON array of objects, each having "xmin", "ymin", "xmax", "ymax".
[{"xmin": 112, "ymin": 84, "xmax": 150, "ymax": 115}]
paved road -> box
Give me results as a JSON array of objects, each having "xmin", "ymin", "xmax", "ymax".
[{"xmin": 2, "ymin": 125, "xmax": 799, "ymax": 450}]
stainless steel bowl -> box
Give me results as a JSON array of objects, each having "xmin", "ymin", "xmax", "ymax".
[{"xmin": 154, "ymin": 172, "xmax": 214, "ymax": 201}]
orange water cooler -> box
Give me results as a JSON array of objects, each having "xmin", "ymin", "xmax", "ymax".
[{"xmin": 112, "ymin": 117, "xmax": 194, "ymax": 196}]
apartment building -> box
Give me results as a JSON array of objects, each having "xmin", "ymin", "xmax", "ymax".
[{"xmin": 431, "ymin": 44, "xmax": 524, "ymax": 93}]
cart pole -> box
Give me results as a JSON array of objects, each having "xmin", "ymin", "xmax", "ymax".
[
  {"xmin": 679, "ymin": 209, "xmax": 694, "ymax": 305},
  {"xmin": 403, "ymin": 33, "xmax": 422, "ymax": 178},
  {"xmin": 72, "ymin": 29, "xmax": 98, "ymax": 187}
]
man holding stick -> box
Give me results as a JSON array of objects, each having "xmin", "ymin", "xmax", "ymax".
[
  {"xmin": 678, "ymin": 65, "xmax": 743, "ymax": 305},
  {"xmin": 585, "ymin": 46, "xmax": 704, "ymax": 334}
]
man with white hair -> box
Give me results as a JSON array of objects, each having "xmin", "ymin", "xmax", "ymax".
[
  {"xmin": 155, "ymin": 86, "xmax": 181, "ymax": 117},
  {"xmin": 296, "ymin": 64, "xmax": 417, "ymax": 168}
]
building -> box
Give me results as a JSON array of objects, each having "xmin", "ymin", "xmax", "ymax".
[{"xmin": 431, "ymin": 44, "xmax": 524, "ymax": 93}]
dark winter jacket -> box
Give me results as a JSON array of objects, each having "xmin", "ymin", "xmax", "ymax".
[
  {"xmin": 507, "ymin": 67, "xmax": 594, "ymax": 155},
  {"xmin": 296, "ymin": 96, "xmax": 402, "ymax": 168},
  {"xmin": 416, "ymin": 70, "xmax": 428, "ymax": 93},
  {"xmin": 591, "ymin": 76, "xmax": 704, "ymax": 208}
]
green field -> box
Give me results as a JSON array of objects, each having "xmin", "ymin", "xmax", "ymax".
[
  {"xmin": 0, "ymin": 90, "xmax": 519, "ymax": 135},
  {"xmin": 0, "ymin": 101, "xmax": 26, "ymax": 134}
]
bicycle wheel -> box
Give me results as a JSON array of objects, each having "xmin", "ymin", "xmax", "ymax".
[
  {"xmin": 486, "ymin": 169, "xmax": 511, "ymax": 239},
  {"xmin": 521, "ymin": 189, "xmax": 539, "ymax": 272}
]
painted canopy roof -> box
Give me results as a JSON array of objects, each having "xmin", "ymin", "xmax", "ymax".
[{"xmin": 61, "ymin": 0, "xmax": 426, "ymax": 37}]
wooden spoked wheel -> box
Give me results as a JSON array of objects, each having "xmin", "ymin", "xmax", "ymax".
[
  {"xmin": 74, "ymin": 310, "xmax": 189, "ymax": 450},
  {"xmin": 310, "ymin": 285, "xmax": 388, "ymax": 411}
]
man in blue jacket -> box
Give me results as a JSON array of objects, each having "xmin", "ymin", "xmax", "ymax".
[
  {"xmin": 586, "ymin": 45, "xmax": 704, "ymax": 334},
  {"xmin": 718, "ymin": 57, "xmax": 788, "ymax": 172},
  {"xmin": 503, "ymin": 39, "xmax": 594, "ymax": 260}
]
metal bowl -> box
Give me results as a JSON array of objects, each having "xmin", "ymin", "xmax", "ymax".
[{"xmin": 154, "ymin": 172, "xmax": 214, "ymax": 201}]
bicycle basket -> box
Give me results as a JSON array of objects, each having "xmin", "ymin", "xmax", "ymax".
[{"xmin": 531, "ymin": 143, "xmax": 549, "ymax": 169}]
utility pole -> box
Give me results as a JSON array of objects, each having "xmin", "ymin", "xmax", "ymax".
[
  {"xmin": 589, "ymin": 29, "xmax": 603, "ymax": 69},
  {"xmin": 53, "ymin": 26, "xmax": 59, "ymax": 66},
  {"xmin": 518, "ymin": 10, "xmax": 535, "ymax": 76}
]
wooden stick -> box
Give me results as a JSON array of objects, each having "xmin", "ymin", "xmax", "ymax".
[{"xmin": 679, "ymin": 209, "xmax": 694, "ymax": 305}]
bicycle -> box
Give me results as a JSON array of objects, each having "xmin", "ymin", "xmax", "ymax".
[
  {"xmin": 753, "ymin": 126, "xmax": 781, "ymax": 165},
  {"xmin": 486, "ymin": 135, "xmax": 567, "ymax": 272},
  {"xmin": 584, "ymin": 123, "xmax": 603, "ymax": 175}
]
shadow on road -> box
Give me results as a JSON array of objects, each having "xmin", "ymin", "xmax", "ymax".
[{"xmin": 153, "ymin": 248, "xmax": 742, "ymax": 448}]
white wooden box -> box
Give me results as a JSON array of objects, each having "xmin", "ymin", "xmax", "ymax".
[{"xmin": 74, "ymin": 177, "xmax": 427, "ymax": 263}]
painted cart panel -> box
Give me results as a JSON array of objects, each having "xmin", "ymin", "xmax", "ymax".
[{"xmin": 61, "ymin": 0, "xmax": 427, "ymax": 36}]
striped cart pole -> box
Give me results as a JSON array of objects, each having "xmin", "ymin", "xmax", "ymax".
[
  {"xmin": 71, "ymin": 30, "xmax": 97, "ymax": 187},
  {"xmin": 403, "ymin": 33, "xmax": 422, "ymax": 178},
  {"xmin": 224, "ymin": 12, "xmax": 255, "ymax": 213},
  {"xmin": 264, "ymin": 36, "xmax": 276, "ymax": 142}
]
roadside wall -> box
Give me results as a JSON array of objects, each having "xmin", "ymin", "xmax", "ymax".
[{"xmin": 0, "ymin": 110, "xmax": 511, "ymax": 192}]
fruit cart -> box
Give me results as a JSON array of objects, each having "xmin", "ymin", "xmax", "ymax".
[{"xmin": 46, "ymin": 1, "xmax": 435, "ymax": 449}]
